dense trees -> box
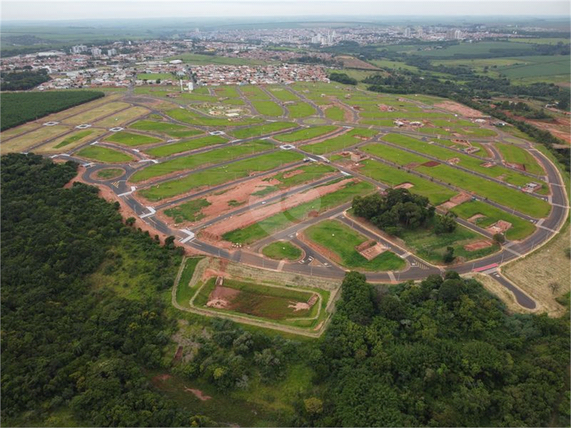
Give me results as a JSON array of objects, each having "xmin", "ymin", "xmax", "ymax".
[
  {"xmin": 329, "ymin": 72, "xmax": 358, "ymax": 85},
  {"xmin": 1, "ymin": 91, "xmax": 104, "ymax": 131},
  {"xmin": 1, "ymin": 154, "xmax": 199, "ymax": 426},
  {"xmin": 303, "ymin": 271, "xmax": 570, "ymax": 427},
  {"xmin": 0, "ymin": 69, "xmax": 51, "ymax": 91}
]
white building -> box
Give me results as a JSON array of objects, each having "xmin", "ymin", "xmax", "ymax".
[{"xmin": 91, "ymin": 47, "xmax": 102, "ymax": 57}]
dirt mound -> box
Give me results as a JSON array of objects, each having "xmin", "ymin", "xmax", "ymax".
[
  {"xmin": 206, "ymin": 285, "xmax": 240, "ymax": 308},
  {"xmin": 394, "ymin": 182, "xmax": 414, "ymax": 189},
  {"xmin": 435, "ymin": 101, "xmax": 485, "ymax": 118},
  {"xmin": 422, "ymin": 160, "xmax": 440, "ymax": 167},
  {"xmin": 447, "ymin": 158, "xmax": 460, "ymax": 165},
  {"xmin": 357, "ymin": 240, "xmax": 387, "ymax": 261},
  {"xmin": 184, "ymin": 387, "xmax": 212, "ymax": 401},
  {"xmin": 467, "ymin": 213, "xmax": 486, "ymax": 223},
  {"xmin": 464, "ymin": 240, "xmax": 493, "ymax": 251},
  {"xmin": 487, "ymin": 220, "xmax": 512, "ymax": 235},
  {"xmin": 282, "ymin": 169, "xmax": 304, "ymax": 179},
  {"xmin": 438, "ymin": 192, "xmax": 472, "ymax": 211}
]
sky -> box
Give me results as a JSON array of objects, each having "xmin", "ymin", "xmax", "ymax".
[{"xmin": 2, "ymin": 0, "xmax": 570, "ymax": 21}]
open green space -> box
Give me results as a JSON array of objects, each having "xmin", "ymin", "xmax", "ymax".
[
  {"xmin": 495, "ymin": 142, "xmax": 545, "ymax": 176},
  {"xmin": 166, "ymin": 108, "xmax": 262, "ymax": 127},
  {"xmin": 274, "ymin": 125, "xmax": 337, "ymax": 143},
  {"xmin": 213, "ymin": 86, "xmax": 240, "ymax": 99},
  {"xmin": 193, "ymin": 278, "xmax": 324, "ymax": 323},
  {"xmin": 144, "ymin": 135, "xmax": 227, "ymax": 157},
  {"xmin": 223, "ymin": 180, "xmax": 375, "ymax": 245},
  {"xmin": 137, "ymin": 73, "xmax": 174, "ymax": 80},
  {"xmin": 138, "ymin": 150, "xmax": 303, "ymax": 201},
  {"xmin": 412, "ymin": 41, "xmax": 535, "ymax": 57},
  {"xmin": 251, "ymin": 100, "xmax": 283, "ymax": 116},
  {"xmin": 77, "ymin": 146, "xmax": 132, "ymax": 163},
  {"xmin": 175, "ymin": 257, "xmax": 203, "ymax": 308},
  {"xmin": 359, "ymin": 159, "xmax": 456, "ymax": 205},
  {"xmin": 53, "ymin": 130, "xmax": 93, "ymax": 148},
  {"xmin": 129, "ymin": 120, "xmax": 202, "ymax": 138},
  {"xmin": 241, "ymin": 85, "xmax": 271, "ymax": 100},
  {"xmin": 451, "ymin": 200, "xmax": 536, "ymax": 241},
  {"xmin": 324, "ymin": 106, "xmax": 345, "ymax": 121},
  {"xmin": 361, "ymin": 142, "xmax": 551, "ymax": 218},
  {"xmin": 301, "ymin": 127, "xmax": 377, "ymax": 154},
  {"xmin": 132, "ymin": 140, "xmax": 273, "ymax": 182},
  {"xmin": 166, "ymin": 53, "xmax": 269, "ymax": 66},
  {"xmin": 164, "ymin": 198, "xmax": 211, "ymax": 223},
  {"xmin": 229, "ymin": 121, "xmax": 296, "ymax": 139},
  {"xmin": 106, "ymin": 131, "xmax": 162, "ymax": 147},
  {"xmin": 268, "ymin": 164, "xmax": 335, "ymax": 189},
  {"xmin": 95, "ymin": 168, "xmax": 124, "ymax": 180},
  {"xmin": 267, "ymin": 87, "xmax": 299, "ymax": 101},
  {"xmin": 262, "ymin": 241, "xmax": 303, "ymax": 261},
  {"xmin": 304, "ymin": 220, "xmax": 405, "ymax": 271},
  {"xmin": 287, "ymin": 102, "xmax": 316, "ymax": 119}
]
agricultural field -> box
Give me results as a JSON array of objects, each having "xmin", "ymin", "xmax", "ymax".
[
  {"xmin": 262, "ymin": 241, "xmax": 303, "ymax": 261},
  {"xmin": 129, "ymin": 120, "xmax": 203, "ymax": 138},
  {"xmin": 304, "ymin": 220, "xmax": 405, "ymax": 271},
  {"xmin": 105, "ymin": 131, "xmax": 162, "ymax": 147},
  {"xmin": 274, "ymin": 125, "xmax": 338, "ymax": 143},
  {"xmin": 76, "ymin": 146, "xmax": 133, "ymax": 163},
  {"xmin": 144, "ymin": 135, "xmax": 227, "ymax": 157},
  {"xmin": 138, "ymin": 151, "xmax": 304, "ymax": 201},
  {"xmin": 131, "ymin": 140, "xmax": 273, "ymax": 183}
]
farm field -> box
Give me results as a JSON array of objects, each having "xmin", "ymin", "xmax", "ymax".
[
  {"xmin": 301, "ymin": 128, "xmax": 377, "ymax": 154},
  {"xmin": 262, "ymin": 241, "xmax": 303, "ymax": 261},
  {"xmin": 129, "ymin": 120, "xmax": 202, "ymax": 138},
  {"xmin": 304, "ymin": 220, "xmax": 405, "ymax": 271},
  {"xmin": 144, "ymin": 135, "xmax": 227, "ymax": 157},
  {"xmin": 76, "ymin": 146, "xmax": 133, "ymax": 163},
  {"xmin": 274, "ymin": 125, "xmax": 338, "ymax": 143},
  {"xmin": 131, "ymin": 140, "xmax": 273, "ymax": 183},
  {"xmin": 105, "ymin": 131, "xmax": 162, "ymax": 147},
  {"xmin": 138, "ymin": 150, "xmax": 304, "ymax": 201}
]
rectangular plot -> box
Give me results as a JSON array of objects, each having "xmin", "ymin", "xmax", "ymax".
[
  {"xmin": 302, "ymin": 128, "xmax": 377, "ymax": 155},
  {"xmin": 62, "ymin": 102, "xmax": 130, "ymax": 125},
  {"xmin": 274, "ymin": 125, "xmax": 337, "ymax": 143},
  {"xmin": 288, "ymin": 102, "xmax": 316, "ymax": 119},
  {"xmin": 36, "ymin": 129, "xmax": 106, "ymax": 153},
  {"xmin": 94, "ymin": 106, "xmax": 150, "ymax": 128},
  {"xmin": 230, "ymin": 122, "xmax": 296, "ymax": 139},
  {"xmin": 251, "ymin": 100, "xmax": 283, "ymax": 116},
  {"xmin": 268, "ymin": 87, "xmax": 299, "ymax": 101},
  {"xmin": 144, "ymin": 135, "xmax": 227, "ymax": 157},
  {"xmin": 1, "ymin": 125, "xmax": 71, "ymax": 153}
]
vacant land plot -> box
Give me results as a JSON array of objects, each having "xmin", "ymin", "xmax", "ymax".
[
  {"xmin": 305, "ymin": 220, "xmax": 405, "ymax": 271},
  {"xmin": 166, "ymin": 108, "xmax": 262, "ymax": 127},
  {"xmin": 267, "ymin": 164, "xmax": 336, "ymax": 189},
  {"xmin": 129, "ymin": 120, "xmax": 202, "ymax": 138},
  {"xmin": 222, "ymin": 180, "xmax": 375, "ymax": 244},
  {"xmin": 262, "ymin": 241, "xmax": 303, "ymax": 261},
  {"xmin": 251, "ymin": 100, "xmax": 283, "ymax": 117},
  {"xmin": 301, "ymin": 128, "xmax": 377, "ymax": 154},
  {"xmin": 138, "ymin": 150, "xmax": 303, "ymax": 201},
  {"xmin": 358, "ymin": 159, "xmax": 456, "ymax": 205},
  {"xmin": 62, "ymin": 101, "xmax": 130, "ymax": 125},
  {"xmin": 95, "ymin": 106, "xmax": 150, "ymax": 128},
  {"xmin": 77, "ymin": 146, "xmax": 133, "ymax": 163},
  {"xmin": 106, "ymin": 131, "xmax": 162, "ymax": 147},
  {"xmin": 240, "ymin": 85, "xmax": 271, "ymax": 100},
  {"xmin": 229, "ymin": 122, "xmax": 296, "ymax": 139},
  {"xmin": 144, "ymin": 135, "xmax": 227, "ymax": 157},
  {"xmin": 287, "ymin": 102, "xmax": 317, "ymax": 119},
  {"xmin": 131, "ymin": 140, "xmax": 273, "ymax": 182},
  {"xmin": 268, "ymin": 87, "xmax": 299, "ymax": 101},
  {"xmin": 324, "ymin": 106, "xmax": 346, "ymax": 121},
  {"xmin": 166, "ymin": 53, "xmax": 269, "ymax": 66},
  {"xmin": 137, "ymin": 73, "xmax": 175, "ymax": 80},
  {"xmin": 451, "ymin": 200, "xmax": 536, "ymax": 240},
  {"xmin": 164, "ymin": 198, "xmax": 211, "ymax": 223},
  {"xmin": 1, "ymin": 125, "xmax": 70, "ymax": 153},
  {"xmin": 35, "ymin": 128, "xmax": 105, "ymax": 153},
  {"xmin": 175, "ymin": 257, "xmax": 204, "ymax": 308},
  {"xmin": 495, "ymin": 142, "xmax": 545, "ymax": 175},
  {"xmin": 274, "ymin": 125, "xmax": 338, "ymax": 143}
]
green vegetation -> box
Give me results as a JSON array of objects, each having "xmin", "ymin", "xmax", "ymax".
[
  {"xmin": 329, "ymin": 72, "xmax": 357, "ymax": 85},
  {"xmin": 251, "ymin": 100, "xmax": 283, "ymax": 116},
  {"xmin": 301, "ymin": 127, "xmax": 377, "ymax": 154},
  {"xmin": 138, "ymin": 151, "xmax": 303, "ymax": 201},
  {"xmin": 305, "ymin": 220, "xmax": 405, "ymax": 271},
  {"xmin": 129, "ymin": 120, "xmax": 202, "ymax": 138},
  {"xmin": 77, "ymin": 146, "xmax": 132, "ymax": 163},
  {"xmin": 451, "ymin": 200, "xmax": 536, "ymax": 240},
  {"xmin": 262, "ymin": 241, "xmax": 302, "ymax": 261},
  {"xmin": 137, "ymin": 73, "xmax": 174, "ymax": 80},
  {"xmin": 268, "ymin": 87, "xmax": 299, "ymax": 101},
  {"xmin": 166, "ymin": 108, "xmax": 263, "ymax": 127},
  {"xmin": 324, "ymin": 106, "xmax": 346, "ymax": 121},
  {"xmin": 1, "ymin": 91, "xmax": 104, "ymax": 131},
  {"xmin": 167, "ymin": 53, "xmax": 269, "ymax": 66},
  {"xmin": 223, "ymin": 180, "xmax": 375, "ymax": 244},
  {"xmin": 95, "ymin": 168, "xmax": 124, "ymax": 180},
  {"xmin": 274, "ymin": 125, "xmax": 337, "ymax": 143},
  {"xmin": 495, "ymin": 142, "xmax": 545, "ymax": 175},
  {"xmin": 175, "ymin": 257, "xmax": 203, "ymax": 308},
  {"xmin": 269, "ymin": 163, "xmax": 335, "ymax": 188},
  {"xmin": 144, "ymin": 135, "xmax": 227, "ymax": 157},
  {"xmin": 164, "ymin": 198, "xmax": 211, "ymax": 223},
  {"xmin": 106, "ymin": 131, "xmax": 162, "ymax": 147},
  {"xmin": 287, "ymin": 102, "xmax": 317, "ymax": 119},
  {"xmin": 131, "ymin": 140, "xmax": 273, "ymax": 182},
  {"xmin": 0, "ymin": 69, "xmax": 50, "ymax": 91},
  {"xmin": 53, "ymin": 130, "xmax": 93, "ymax": 148},
  {"xmin": 229, "ymin": 121, "xmax": 296, "ymax": 139}
]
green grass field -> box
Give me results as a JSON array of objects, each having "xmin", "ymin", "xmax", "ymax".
[
  {"xmin": 137, "ymin": 73, "xmax": 175, "ymax": 80},
  {"xmin": 144, "ymin": 135, "xmax": 227, "ymax": 157},
  {"xmin": 166, "ymin": 108, "xmax": 262, "ymax": 127},
  {"xmin": 223, "ymin": 180, "xmax": 375, "ymax": 244},
  {"xmin": 305, "ymin": 220, "xmax": 405, "ymax": 271},
  {"xmin": 262, "ymin": 241, "xmax": 302, "ymax": 261},
  {"xmin": 166, "ymin": 53, "xmax": 269, "ymax": 66},
  {"xmin": 176, "ymin": 257, "xmax": 204, "ymax": 308},
  {"xmin": 106, "ymin": 131, "xmax": 162, "ymax": 147},
  {"xmin": 164, "ymin": 198, "xmax": 211, "ymax": 223},
  {"xmin": 287, "ymin": 102, "xmax": 316, "ymax": 119},
  {"xmin": 324, "ymin": 106, "xmax": 345, "ymax": 121},
  {"xmin": 274, "ymin": 125, "xmax": 338, "ymax": 143},
  {"xmin": 451, "ymin": 200, "xmax": 536, "ymax": 240},
  {"xmin": 229, "ymin": 122, "xmax": 296, "ymax": 139},
  {"xmin": 301, "ymin": 128, "xmax": 377, "ymax": 154},
  {"xmin": 358, "ymin": 159, "xmax": 456, "ymax": 205},
  {"xmin": 268, "ymin": 164, "xmax": 335, "ymax": 189},
  {"xmin": 53, "ymin": 130, "xmax": 93, "ymax": 149},
  {"xmin": 240, "ymin": 85, "xmax": 271, "ymax": 99},
  {"xmin": 77, "ymin": 146, "xmax": 132, "ymax": 163},
  {"xmin": 495, "ymin": 142, "xmax": 545, "ymax": 176},
  {"xmin": 138, "ymin": 151, "xmax": 303, "ymax": 201},
  {"xmin": 251, "ymin": 100, "xmax": 283, "ymax": 117},
  {"xmin": 267, "ymin": 87, "xmax": 299, "ymax": 101},
  {"xmin": 95, "ymin": 168, "xmax": 124, "ymax": 180},
  {"xmin": 131, "ymin": 140, "xmax": 273, "ymax": 182},
  {"xmin": 129, "ymin": 120, "xmax": 202, "ymax": 138}
]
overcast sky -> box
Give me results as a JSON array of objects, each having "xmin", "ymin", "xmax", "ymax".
[{"xmin": 2, "ymin": 0, "xmax": 569, "ymax": 21}]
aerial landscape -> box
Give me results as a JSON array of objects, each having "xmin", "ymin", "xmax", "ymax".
[{"xmin": 1, "ymin": 0, "xmax": 570, "ymax": 426}]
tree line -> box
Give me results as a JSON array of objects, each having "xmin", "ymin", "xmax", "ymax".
[{"xmin": 0, "ymin": 69, "xmax": 51, "ymax": 91}]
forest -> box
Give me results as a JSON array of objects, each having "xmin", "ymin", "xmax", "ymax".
[
  {"xmin": 0, "ymin": 69, "xmax": 51, "ymax": 91},
  {"xmin": 1, "ymin": 154, "xmax": 569, "ymax": 427},
  {"xmin": 0, "ymin": 90, "xmax": 104, "ymax": 131}
]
